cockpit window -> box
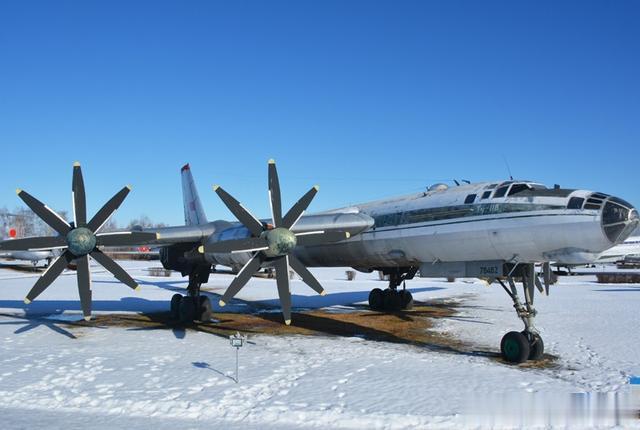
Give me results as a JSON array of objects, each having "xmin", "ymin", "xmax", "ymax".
[
  {"xmin": 481, "ymin": 191, "xmax": 491, "ymax": 199},
  {"xmin": 609, "ymin": 197, "xmax": 633, "ymax": 209},
  {"xmin": 567, "ymin": 197, "xmax": 584, "ymax": 209},
  {"xmin": 603, "ymin": 201, "xmax": 630, "ymax": 225},
  {"xmin": 508, "ymin": 183, "xmax": 530, "ymax": 196},
  {"xmin": 464, "ymin": 194, "xmax": 476, "ymax": 204},
  {"xmin": 494, "ymin": 186, "xmax": 509, "ymax": 198},
  {"xmin": 486, "ymin": 183, "xmax": 498, "ymax": 189}
]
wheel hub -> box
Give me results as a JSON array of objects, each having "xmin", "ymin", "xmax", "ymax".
[
  {"xmin": 66, "ymin": 227, "xmax": 96, "ymax": 256},
  {"xmin": 264, "ymin": 228, "xmax": 297, "ymax": 257},
  {"xmin": 503, "ymin": 339, "xmax": 520, "ymax": 358}
]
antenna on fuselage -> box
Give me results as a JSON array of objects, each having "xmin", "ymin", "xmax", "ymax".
[{"xmin": 502, "ymin": 155, "xmax": 514, "ymax": 180}]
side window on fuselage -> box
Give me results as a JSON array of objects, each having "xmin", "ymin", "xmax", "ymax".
[{"xmin": 464, "ymin": 194, "xmax": 476, "ymax": 204}]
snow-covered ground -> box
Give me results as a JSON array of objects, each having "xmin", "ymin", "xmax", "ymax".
[{"xmin": 0, "ymin": 259, "xmax": 638, "ymax": 429}]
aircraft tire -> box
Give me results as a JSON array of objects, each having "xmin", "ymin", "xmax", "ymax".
[
  {"xmin": 523, "ymin": 332, "xmax": 544, "ymax": 360},
  {"xmin": 399, "ymin": 290, "xmax": 413, "ymax": 310},
  {"xmin": 368, "ymin": 288, "xmax": 384, "ymax": 310},
  {"xmin": 170, "ymin": 294, "xmax": 183, "ymax": 320},
  {"xmin": 179, "ymin": 297, "xmax": 196, "ymax": 322},
  {"xmin": 383, "ymin": 289, "xmax": 402, "ymax": 311},
  {"xmin": 199, "ymin": 296, "xmax": 213, "ymax": 322},
  {"xmin": 501, "ymin": 331, "xmax": 530, "ymax": 364}
]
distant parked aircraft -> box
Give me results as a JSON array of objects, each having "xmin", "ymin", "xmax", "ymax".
[
  {"xmin": 594, "ymin": 235, "xmax": 640, "ymax": 265},
  {"xmin": 0, "ymin": 225, "xmax": 55, "ymax": 267}
]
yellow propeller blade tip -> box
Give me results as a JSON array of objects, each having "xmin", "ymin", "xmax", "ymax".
[
  {"xmin": 268, "ymin": 159, "xmax": 275, "ymax": 164},
  {"xmin": 134, "ymin": 285, "xmax": 141, "ymax": 292},
  {"xmin": 212, "ymin": 185, "xmax": 220, "ymax": 191},
  {"xmin": 84, "ymin": 316, "xmax": 91, "ymax": 322},
  {"xmin": 23, "ymin": 298, "xmax": 31, "ymax": 304},
  {"xmin": 345, "ymin": 232, "xmax": 351, "ymax": 238},
  {"xmin": 126, "ymin": 184, "xmax": 132, "ymax": 190},
  {"xmin": 15, "ymin": 188, "xmax": 22, "ymax": 195},
  {"xmin": 156, "ymin": 233, "xmax": 161, "ymax": 240},
  {"xmin": 73, "ymin": 161, "xmax": 81, "ymax": 167},
  {"xmin": 320, "ymin": 290, "xmax": 327, "ymax": 296},
  {"xmin": 198, "ymin": 245, "xmax": 204, "ymax": 254},
  {"xmin": 284, "ymin": 319, "xmax": 291, "ymax": 325},
  {"xmin": 219, "ymin": 300, "xmax": 226, "ymax": 307},
  {"xmin": 314, "ymin": 185, "xmax": 320, "ymax": 191}
]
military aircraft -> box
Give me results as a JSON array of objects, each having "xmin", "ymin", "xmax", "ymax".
[{"xmin": 0, "ymin": 161, "xmax": 637, "ymax": 364}]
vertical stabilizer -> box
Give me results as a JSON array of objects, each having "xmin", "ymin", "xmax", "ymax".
[{"xmin": 181, "ymin": 164, "xmax": 208, "ymax": 225}]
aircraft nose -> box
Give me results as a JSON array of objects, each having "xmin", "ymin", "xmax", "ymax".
[{"xmin": 601, "ymin": 196, "xmax": 638, "ymax": 243}]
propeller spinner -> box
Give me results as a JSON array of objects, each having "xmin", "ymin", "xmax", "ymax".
[
  {"xmin": 202, "ymin": 159, "xmax": 349, "ymax": 325},
  {"xmin": 0, "ymin": 162, "xmax": 157, "ymax": 320}
]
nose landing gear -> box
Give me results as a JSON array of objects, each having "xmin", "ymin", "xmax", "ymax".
[{"xmin": 497, "ymin": 264, "xmax": 548, "ymax": 363}]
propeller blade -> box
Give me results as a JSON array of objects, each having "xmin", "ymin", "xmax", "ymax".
[
  {"xmin": 213, "ymin": 185, "xmax": 264, "ymax": 236},
  {"xmin": 87, "ymin": 186, "xmax": 131, "ymax": 232},
  {"xmin": 76, "ymin": 255, "xmax": 92, "ymax": 320},
  {"xmin": 274, "ymin": 256, "xmax": 292, "ymax": 325},
  {"xmin": 296, "ymin": 231, "xmax": 350, "ymax": 247},
  {"xmin": 204, "ymin": 237, "xmax": 268, "ymax": 254},
  {"xmin": 268, "ymin": 159, "xmax": 282, "ymax": 227},
  {"xmin": 0, "ymin": 236, "xmax": 67, "ymax": 251},
  {"xmin": 90, "ymin": 249, "xmax": 138, "ymax": 289},
  {"xmin": 219, "ymin": 253, "xmax": 264, "ymax": 306},
  {"xmin": 282, "ymin": 185, "xmax": 319, "ymax": 229},
  {"xmin": 72, "ymin": 162, "xmax": 87, "ymax": 227},
  {"xmin": 95, "ymin": 231, "xmax": 158, "ymax": 247},
  {"xmin": 16, "ymin": 190, "xmax": 71, "ymax": 235},
  {"xmin": 288, "ymin": 254, "xmax": 325, "ymax": 296},
  {"xmin": 24, "ymin": 251, "xmax": 73, "ymax": 303},
  {"xmin": 543, "ymin": 262, "xmax": 551, "ymax": 296}
]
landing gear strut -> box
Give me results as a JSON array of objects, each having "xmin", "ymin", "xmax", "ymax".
[
  {"xmin": 497, "ymin": 264, "xmax": 546, "ymax": 363},
  {"xmin": 368, "ymin": 267, "xmax": 417, "ymax": 311},
  {"xmin": 170, "ymin": 265, "xmax": 213, "ymax": 323}
]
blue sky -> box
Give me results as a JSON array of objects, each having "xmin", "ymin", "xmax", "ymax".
[{"xmin": 1, "ymin": 1, "xmax": 639, "ymax": 226}]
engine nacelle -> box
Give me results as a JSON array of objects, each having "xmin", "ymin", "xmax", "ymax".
[{"xmin": 204, "ymin": 225, "xmax": 254, "ymax": 270}]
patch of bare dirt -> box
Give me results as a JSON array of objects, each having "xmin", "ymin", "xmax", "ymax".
[{"xmin": 85, "ymin": 299, "xmax": 558, "ymax": 368}]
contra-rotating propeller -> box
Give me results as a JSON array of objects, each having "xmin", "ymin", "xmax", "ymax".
[
  {"xmin": 0, "ymin": 162, "xmax": 157, "ymax": 320},
  {"xmin": 202, "ymin": 159, "xmax": 350, "ymax": 325}
]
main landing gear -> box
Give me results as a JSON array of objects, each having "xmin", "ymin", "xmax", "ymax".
[
  {"xmin": 496, "ymin": 264, "xmax": 548, "ymax": 364},
  {"xmin": 368, "ymin": 267, "xmax": 418, "ymax": 311},
  {"xmin": 170, "ymin": 265, "xmax": 213, "ymax": 323}
]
